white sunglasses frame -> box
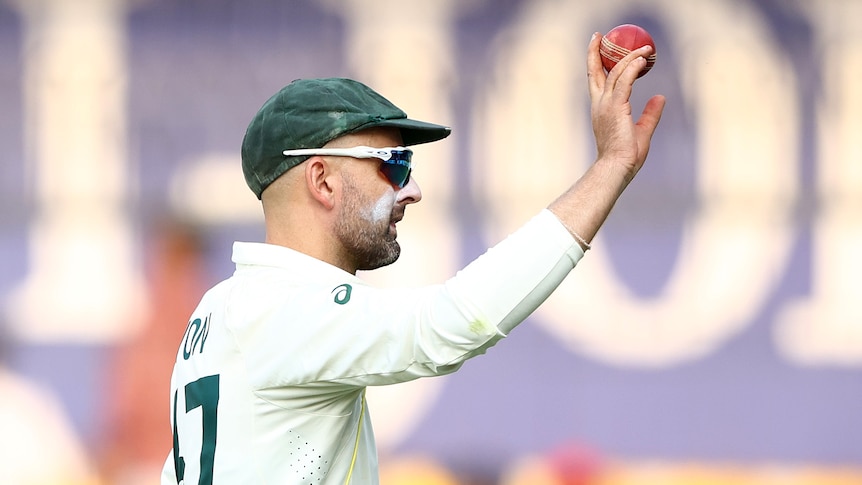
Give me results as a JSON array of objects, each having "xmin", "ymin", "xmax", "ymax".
[{"xmin": 282, "ymin": 146, "xmax": 411, "ymax": 161}]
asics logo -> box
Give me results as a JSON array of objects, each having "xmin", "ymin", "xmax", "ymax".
[{"xmin": 332, "ymin": 284, "xmax": 352, "ymax": 305}]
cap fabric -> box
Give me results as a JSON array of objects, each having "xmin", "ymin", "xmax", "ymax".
[{"xmin": 241, "ymin": 77, "xmax": 452, "ymax": 199}]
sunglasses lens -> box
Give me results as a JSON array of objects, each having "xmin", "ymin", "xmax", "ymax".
[
  {"xmin": 379, "ymin": 149, "xmax": 412, "ymax": 188},
  {"xmin": 380, "ymin": 162, "xmax": 411, "ymax": 188}
]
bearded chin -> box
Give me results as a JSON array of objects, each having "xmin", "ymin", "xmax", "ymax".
[
  {"xmin": 335, "ymin": 212, "xmax": 402, "ymax": 271},
  {"xmin": 355, "ymin": 240, "xmax": 400, "ymax": 271}
]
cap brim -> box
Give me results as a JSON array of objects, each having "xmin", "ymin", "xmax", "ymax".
[{"xmin": 371, "ymin": 118, "xmax": 452, "ymax": 146}]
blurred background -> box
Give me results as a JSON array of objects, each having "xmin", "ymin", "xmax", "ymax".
[{"xmin": 1, "ymin": 0, "xmax": 861, "ymax": 483}]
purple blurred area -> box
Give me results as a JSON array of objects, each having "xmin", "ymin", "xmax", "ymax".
[{"xmin": 1, "ymin": 0, "xmax": 860, "ymax": 483}]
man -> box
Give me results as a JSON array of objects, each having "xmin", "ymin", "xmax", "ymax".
[{"xmin": 162, "ymin": 34, "xmax": 665, "ymax": 484}]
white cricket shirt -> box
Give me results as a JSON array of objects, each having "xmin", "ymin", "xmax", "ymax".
[{"xmin": 161, "ymin": 209, "xmax": 583, "ymax": 484}]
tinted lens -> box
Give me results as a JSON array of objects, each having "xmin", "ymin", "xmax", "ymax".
[{"xmin": 379, "ymin": 149, "xmax": 412, "ymax": 188}]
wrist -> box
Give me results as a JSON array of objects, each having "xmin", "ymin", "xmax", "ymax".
[{"xmin": 593, "ymin": 155, "xmax": 639, "ymax": 185}]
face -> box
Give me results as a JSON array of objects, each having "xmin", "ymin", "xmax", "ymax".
[
  {"xmin": 334, "ymin": 172, "xmax": 400, "ymax": 270},
  {"xmin": 331, "ymin": 128, "xmax": 422, "ymax": 271}
]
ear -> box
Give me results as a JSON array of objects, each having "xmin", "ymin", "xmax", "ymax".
[{"xmin": 304, "ymin": 157, "xmax": 338, "ymax": 210}]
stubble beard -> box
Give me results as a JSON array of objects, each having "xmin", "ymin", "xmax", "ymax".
[{"xmin": 335, "ymin": 176, "xmax": 401, "ymax": 271}]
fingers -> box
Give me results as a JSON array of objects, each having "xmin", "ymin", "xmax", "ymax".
[
  {"xmin": 603, "ymin": 45, "xmax": 653, "ymax": 99},
  {"xmin": 587, "ymin": 34, "xmax": 652, "ymax": 96},
  {"xmin": 586, "ymin": 32, "xmax": 604, "ymax": 96}
]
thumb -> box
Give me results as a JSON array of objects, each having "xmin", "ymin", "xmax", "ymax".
[{"xmin": 635, "ymin": 95, "xmax": 666, "ymax": 138}]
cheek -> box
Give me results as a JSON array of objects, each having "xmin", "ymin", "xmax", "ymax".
[{"xmin": 365, "ymin": 191, "xmax": 395, "ymax": 223}]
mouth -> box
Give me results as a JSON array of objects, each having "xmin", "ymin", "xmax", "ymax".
[{"xmin": 389, "ymin": 212, "xmax": 403, "ymax": 236}]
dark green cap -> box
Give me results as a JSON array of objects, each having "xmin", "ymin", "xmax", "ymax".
[{"xmin": 241, "ymin": 77, "xmax": 452, "ymax": 199}]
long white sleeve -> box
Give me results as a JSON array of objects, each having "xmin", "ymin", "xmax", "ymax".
[{"xmin": 442, "ymin": 209, "xmax": 584, "ymax": 336}]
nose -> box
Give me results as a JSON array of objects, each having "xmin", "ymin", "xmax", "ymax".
[{"xmin": 397, "ymin": 176, "xmax": 422, "ymax": 205}]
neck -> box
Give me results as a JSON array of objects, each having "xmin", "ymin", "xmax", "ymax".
[{"xmin": 265, "ymin": 216, "xmax": 357, "ymax": 274}]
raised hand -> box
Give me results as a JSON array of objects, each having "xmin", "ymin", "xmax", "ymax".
[{"xmin": 587, "ymin": 32, "xmax": 666, "ymax": 182}]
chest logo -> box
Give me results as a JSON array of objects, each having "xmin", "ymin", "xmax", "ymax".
[{"xmin": 332, "ymin": 284, "xmax": 352, "ymax": 305}]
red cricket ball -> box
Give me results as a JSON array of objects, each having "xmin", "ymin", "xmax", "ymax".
[{"xmin": 599, "ymin": 24, "xmax": 657, "ymax": 78}]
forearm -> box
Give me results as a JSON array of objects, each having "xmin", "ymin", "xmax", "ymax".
[{"xmin": 547, "ymin": 157, "xmax": 634, "ymax": 249}]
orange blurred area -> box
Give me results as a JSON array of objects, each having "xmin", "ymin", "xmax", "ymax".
[
  {"xmin": 380, "ymin": 452, "xmax": 862, "ymax": 485},
  {"xmin": 380, "ymin": 455, "xmax": 463, "ymax": 485},
  {"xmin": 505, "ymin": 459, "xmax": 862, "ymax": 485},
  {"xmin": 597, "ymin": 462, "xmax": 862, "ymax": 485}
]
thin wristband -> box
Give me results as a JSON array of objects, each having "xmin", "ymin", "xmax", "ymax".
[
  {"xmin": 571, "ymin": 230, "xmax": 591, "ymax": 251},
  {"xmin": 557, "ymin": 217, "xmax": 591, "ymax": 251}
]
